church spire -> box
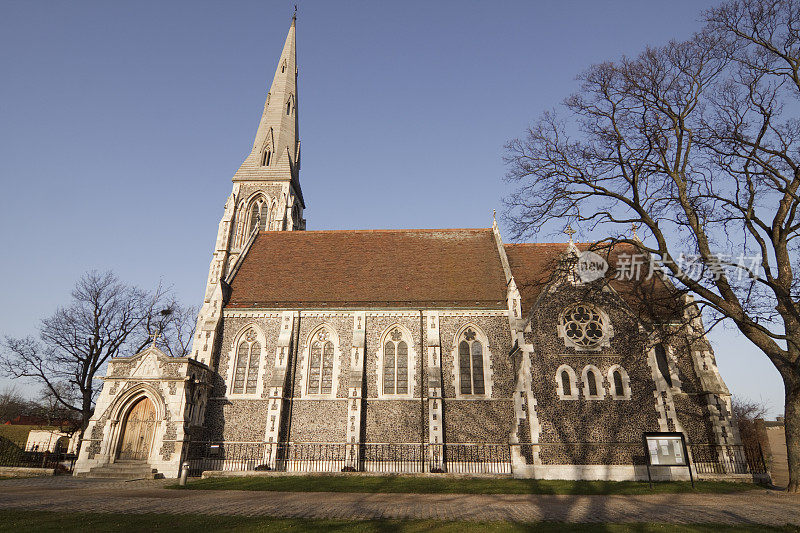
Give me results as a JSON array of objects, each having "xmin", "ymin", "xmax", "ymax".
[{"xmin": 233, "ymin": 16, "xmax": 302, "ymax": 205}]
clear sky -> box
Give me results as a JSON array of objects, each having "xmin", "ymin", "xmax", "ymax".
[{"xmin": 0, "ymin": 0, "xmax": 784, "ymax": 416}]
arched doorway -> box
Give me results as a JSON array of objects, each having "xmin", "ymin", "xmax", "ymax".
[{"xmin": 116, "ymin": 396, "xmax": 156, "ymax": 461}]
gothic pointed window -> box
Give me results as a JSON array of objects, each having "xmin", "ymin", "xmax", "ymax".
[
  {"xmin": 613, "ymin": 370, "xmax": 624, "ymax": 396},
  {"xmin": 382, "ymin": 329, "xmax": 409, "ymax": 395},
  {"xmin": 586, "ymin": 369, "xmax": 598, "ymax": 396},
  {"xmin": 262, "ymin": 150, "xmax": 271, "ymax": 166},
  {"xmin": 556, "ymin": 364, "xmax": 578, "ymax": 400},
  {"xmin": 247, "ymin": 198, "xmax": 268, "ymax": 235},
  {"xmin": 608, "ymin": 365, "xmax": 631, "ymax": 400},
  {"xmin": 248, "ymin": 202, "xmax": 258, "ymax": 234},
  {"xmin": 655, "ymin": 343, "xmax": 673, "ymax": 387},
  {"xmin": 308, "ymin": 329, "xmax": 335, "ymax": 395},
  {"xmin": 287, "ymin": 100, "xmax": 292, "ymax": 115},
  {"xmin": 231, "ymin": 329, "xmax": 261, "ymax": 395},
  {"xmin": 458, "ymin": 328, "xmax": 486, "ymax": 395},
  {"xmin": 561, "ymin": 370, "xmax": 572, "ymax": 396},
  {"xmin": 582, "ymin": 365, "xmax": 605, "ymax": 399}
]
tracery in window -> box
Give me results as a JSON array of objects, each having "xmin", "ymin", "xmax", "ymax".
[
  {"xmin": 383, "ymin": 328, "xmax": 408, "ymax": 395},
  {"xmin": 458, "ymin": 328, "xmax": 485, "ymax": 395},
  {"xmin": 231, "ymin": 329, "xmax": 261, "ymax": 395},
  {"xmin": 561, "ymin": 305, "xmax": 606, "ymax": 349},
  {"xmin": 308, "ymin": 329, "xmax": 334, "ymax": 395},
  {"xmin": 247, "ymin": 197, "xmax": 268, "ymax": 234}
]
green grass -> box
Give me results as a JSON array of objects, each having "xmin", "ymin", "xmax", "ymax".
[
  {"xmin": 0, "ymin": 424, "xmax": 60, "ymax": 444},
  {"xmin": 170, "ymin": 475, "xmax": 761, "ymax": 495},
  {"xmin": 0, "ymin": 511, "xmax": 794, "ymax": 533}
]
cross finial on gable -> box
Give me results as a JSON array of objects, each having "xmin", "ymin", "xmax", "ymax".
[
  {"xmin": 631, "ymin": 222, "xmax": 639, "ymax": 240},
  {"xmin": 564, "ymin": 225, "xmax": 576, "ymax": 242}
]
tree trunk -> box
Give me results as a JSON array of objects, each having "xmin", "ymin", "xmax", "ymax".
[
  {"xmin": 77, "ymin": 395, "xmax": 94, "ymax": 452},
  {"xmin": 786, "ymin": 381, "xmax": 800, "ymax": 493}
]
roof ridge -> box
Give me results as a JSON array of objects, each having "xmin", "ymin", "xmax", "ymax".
[{"xmin": 260, "ymin": 227, "xmax": 492, "ymax": 234}]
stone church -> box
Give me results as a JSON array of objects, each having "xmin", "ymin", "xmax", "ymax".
[{"xmin": 74, "ymin": 17, "xmax": 743, "ymax": 480}]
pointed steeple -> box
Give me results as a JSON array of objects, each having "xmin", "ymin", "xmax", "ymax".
[{"xmin": 233, "ymin": 17, "xmax": 303, "ymax": 205}]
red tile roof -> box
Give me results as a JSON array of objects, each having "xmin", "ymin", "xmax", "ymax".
[
  {"xmin": 226, "ymin": 228, "xmax": 508, "ymax": 309},
  {"xmin": 505, "ymin": 242, "xmax": 681, "ymax": 321}
]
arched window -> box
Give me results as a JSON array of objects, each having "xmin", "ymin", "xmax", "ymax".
[
  {"xmin": 232, "ymin": 329, "xmax": 261, "ymax": 395},
  {"xmin": 247, "ymin": 198, "xmax": 268, "ymax": 235},
  {"xmin": 308, "ymin": 329, "xmax": 335, "ymax": 395},
  {"xmin": 262, "ymin": 150, "xmax": 271, "ymax": 166},
  {"xmin": 287, "ymin": 100, "xmax": 292, "ymax": 115},
  {"xmin": 561, "ymin": 370, "xmax": 572, "ymax": 396},
  {"xmin": 582, "ymin": 365, "xmax": 605, "ymax": 400},
  {"xmin": 655, "ymin": 343, "xmax": 673, "ymax": 387},
  {"xmin": 383, "ymin": 329, "xmax": 409, "ymax": 395},
  {"xmin": 607, "ymin": 365, "xmax": 631, "ymax": 400},
  {"xmin": 613, "ymin": 370, "xmax": 623, "ymax": 396},
  {"xmin": 248, "ymin": 202, "xmax": 259, "ymax": 234},
  {"xmin": 586, "ymin": 369, "xmax": 598, "ymax": 396},
  {"xmin": 458, "ymin": 328, "xmax": 485, "ymax": 395},
  {"xmin": 555, "ymin": 364, "xmax": 578, "ymax": 400}
]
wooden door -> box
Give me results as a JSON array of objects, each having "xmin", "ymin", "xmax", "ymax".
[{"xmin": 117, "ymin": 397, "xmax": 156, "ymax": 461}]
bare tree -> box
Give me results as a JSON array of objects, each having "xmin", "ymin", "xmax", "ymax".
[
  {"xmin": 731, "ymin": 395, "xmax": 770, "ymax": 448},
  {"xmin": 0, "ymin": 271, "xmax": 195, "ymax": 441},
  {"xmin": 503, "ymin": 0, "xmax": 800, "ymax": 491},
  {"xmin": 0, "ymin": 386, "xmax": 35, "ymax": 424},
  {"xmin": 36, "ymin": 385, "xmax": 80, "ymax": 432}
]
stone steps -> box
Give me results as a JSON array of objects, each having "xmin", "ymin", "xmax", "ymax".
[{"xmin": 76, "ymin": 462, "xmax": 161, "ymax": 479}]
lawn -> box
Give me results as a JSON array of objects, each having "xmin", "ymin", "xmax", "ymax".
[
  {"xmin": 0, "ymin": 425, "xmax": 52, "ymax": 444},
  {"xmin": 0, "ymin": 511, "xmax": 794, "ymax": 533},
  {"xmin": 171, "ymin": 475, "xmax": 762, "ymax": 495}
]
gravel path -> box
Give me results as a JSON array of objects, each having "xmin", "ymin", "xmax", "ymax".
[{"xmin": 0, "ymin": 477, "xmax": 797, "ymax": 525}]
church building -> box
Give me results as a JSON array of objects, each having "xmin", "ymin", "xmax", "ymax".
[{"xmin": 74, "ymin": 17, "xmax": 744, "ymax": 480}]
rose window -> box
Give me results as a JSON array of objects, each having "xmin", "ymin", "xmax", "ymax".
[{"xmin": 561, "ymin": 305, "xmax": 606, "ymax": 348}]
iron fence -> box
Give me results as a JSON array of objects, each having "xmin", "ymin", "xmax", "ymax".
[
  {"xmin": 185, "ymin": 441, "xmax": 512, "ymax": 476},
  {"xmin": 689, "ymin": 443, "xmax": 766, "ymax": 475},
  {"xmin": 0, "ymin": 437, "xmax": 76, "ymax": 474},
  {"xmin": 184, "ymin": 441, "xmax": 763, "ymax": 477}
]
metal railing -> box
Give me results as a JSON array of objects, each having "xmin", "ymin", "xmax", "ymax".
[
  {"xmin": 185, "ymin": 441, "xmax": 512, "ymax": 476},
  {"xmin": 0, "ymin": 438, "xmax": 76, "ymax": 474},
  {"xmin": 519, "ymin": 441, "xmax": 767, "ymax": 476},
  {"xmin": 689, "ymin": 443, "xmax": 767, "ymax": 475}
]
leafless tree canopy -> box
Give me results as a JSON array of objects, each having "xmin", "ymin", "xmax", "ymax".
[
  {"xmin": 0, "ymin": 271, "xmax": 196, "ymax": 438},
  {"xmin": 504, "ymin": 0, "xmax": 800, "ymax": 491}
]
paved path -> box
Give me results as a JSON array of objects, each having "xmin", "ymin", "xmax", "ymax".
[{"xmin": 0, "ymin": 477, "xmax": 798, "ymax": 525}]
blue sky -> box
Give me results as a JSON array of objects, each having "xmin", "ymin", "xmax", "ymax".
[{"xmin": 0, "ymin": 0, "xmax": 784, "ymax": 416}]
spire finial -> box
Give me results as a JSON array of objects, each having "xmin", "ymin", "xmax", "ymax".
[
  {"xmin": 493, "ymin": 209, "xmax": 496, "ymax": 223},
  {"xmin": 293, "ymin": 4, "xmax": 297, "ymax": 22},
  {"xmin": 564, "ymin": 225, "xmax": 576, "ymax": 242}
]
